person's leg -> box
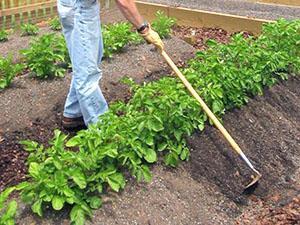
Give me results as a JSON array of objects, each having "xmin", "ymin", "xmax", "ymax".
[
  {"xmin": 72, "ymin": 0, "xmax": 108, "ymax": 125},
  {"xmin": 57, "ymin": 0, "xmax": 83, "ymax": 119}
]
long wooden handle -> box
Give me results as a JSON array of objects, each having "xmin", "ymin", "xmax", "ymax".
[{"xmin": 161, "ymin": 51, "xmax": 257, "ymax": 171}]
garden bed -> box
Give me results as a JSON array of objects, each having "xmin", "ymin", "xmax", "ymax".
[
  {"xmin": 10, "ymin": 75, "xmax": 300, "ymax": 225},
  {"xmin": 0, "ymin": 36, "xmax": 195, "ymax": 191},
  {"xmin": 0, "ymin": 17, "xmax": 299, "ymax": 225}
]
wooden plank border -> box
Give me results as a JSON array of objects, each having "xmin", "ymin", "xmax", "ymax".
[
  {"xmin": 136, "ymin": 1, "xmax": 274, "ymax": 35},
  {"xmin": 248, "ymin": 0, "xmax": 300, "ymax": 7}
]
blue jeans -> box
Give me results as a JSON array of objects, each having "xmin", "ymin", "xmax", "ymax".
[{"xmin": 57, "ymin": 0, "xmax": 108, "ymax": 126}]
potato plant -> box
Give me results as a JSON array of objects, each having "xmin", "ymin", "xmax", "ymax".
[
  {"xmin": 0, "ymin": 187, "xmax": 18, "ymax": 225},
  {"xmin": 0, "ymin": 30, "xmax": 8, "ymax": 42},
  {"xmin": 151, "ymin": 11, "xmax": 176, "ymax": 38},
  {"xmin": 20, "ymin": 33, "xmax": 68, "ymax": 79},
  {"xmin": 3, "ymin": 19, "xmax": 300, "ymax": 225},
  {"xmin": 102, "ymin": 22, "xmax": 141, "ymax": 58},
  {"xmin": 20, "ymin": 23, "xmax": 39, "ymax": 36},
  {"xmin": 0, "ymin": 54, "xmax": 24, "ymax": 90},
  {"xmin": 49, "ymin": 17, "xmax": 62, "ymax": 31},
  {"xmin": 102, "ymin": 11, "xmax": 176, "ymax": 58}
]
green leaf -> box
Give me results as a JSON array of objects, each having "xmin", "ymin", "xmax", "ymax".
[
  {"xmin": 5, "ymin": 200, "xmax": 17, "ymax": 218},
  {"xmin": 164, "ymin": 152, "xmax": 179, "ymax": 167},
  {"xmin": 148, "ymin": 117, "xmax": 164, "ymax": 132},
  {"xmin": 145, "ymin": 135, "xmax": 154, "ymax": 146},
  {"xmin": 15, "ymin": 182, "xmax": 30, "ymax": 191},
  {"xmin": 212, "ymin": 100, "xmax": 223, "ymax": 114},
  {"xmin": 71, "ymin": 169, "xmax": 87, "ymax": 189},
  {"xmin": 157, "ymin": 142, "xmax": 168, "ymax": 151},
  {"xmin": 198, "ymin": 122, "xmax": 205, "ymax": 131},
  {"xmin": 0, "ymin": 187, "xmax": 16, "ymax": 208},
  {"xmin": 70, "ymin": 205, "xmax": 85, "ymax": 225},
  {"xmin": 141, "ymin": 165, "xmax": 152, "ymax": 182},
  {"xmin": 53, "ymin": 159, "xmax": 62, "ymax": 170},
  {"xmin": 96, "ymin": 184, "xmax": 103, "ymax": 193},
  {"xmin": 52, "ymin": 195, "xmax": 65, "ymax": 211},
  {"xmin": 31, "ymin": 200, "xmax": 43, "ymax": 217},
  {"xmin": 63, "ymin": 187, "xmax": 74, "ymax": 197},
  {"xmin": 89, "ymin": 196, "xmax": 102, "ymax": 209},
  {"xmin": 107, "ymin": 173, "xmax": 125, "ymax": 192},
  {"xmin": 66, "ymin": 136, "xmax": 81, "ymax": 147},
  {"xmin": 28, "ymin": 162, "xmax": 40, "ymax": 179},
  {"xmin": 180, "ymin": 148, "xmax": 190, "ymax": 161},
  {"xmin": 144, "ymin": 148, "xmax": 157, "ymax": 163},
  {"xmin": 0, "ymin": 79, "xmax": 7, "ymax": 89},
  {"xmin": 19, "ymin": 140, "xmax": 39, "ymax": 152},
  {"xmin": 174, "ymin": 130, "xmax": 182, "ymax": 142}
]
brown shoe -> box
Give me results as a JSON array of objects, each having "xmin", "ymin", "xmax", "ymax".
[{"xmin": 62, "ymin": 116, "xmax": 85, "ymax": 130}]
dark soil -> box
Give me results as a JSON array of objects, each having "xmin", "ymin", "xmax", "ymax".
[
  {"xmin": 0, "ymin": 104, "xmax": 69, "ymax": 191},
  {"xmin": 173, "ymin": 25, "xmax": 231, "ymax": 50},
  {"xmin": 173, "ymin": 25, "xmax": 253, "ymax": 51},
  {"xmin": 0, "ymin": 17, "xmax": 299, "ymax": 224},
  {"xmin": 187, "ymin": 76, "xmax": 300, "ymax": 201}
]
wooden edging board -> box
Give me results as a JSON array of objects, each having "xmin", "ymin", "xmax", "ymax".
[
  {"xmin": 136, "ymin": 1, "xmax": 274, "ymax": 35},
  {"xmin": 248, "ymin": 0, "xmax": 300, "ymax": 7}
]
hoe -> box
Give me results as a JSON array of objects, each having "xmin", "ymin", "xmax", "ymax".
[{"xmin": 160, "ymin": 49, "xmax": 262, "ymax": 191}]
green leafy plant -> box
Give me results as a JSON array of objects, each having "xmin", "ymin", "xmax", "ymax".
[
  {"xmin": 19, "ymin": 130, "xmax": 125, "ymax": 225},
  {"xmin": 20, "ymin": 33, "xmax": 68, "ymax": 79},
  {"xmin": 0, "ymin": 30, "xmax": 8, "ymax": 42},
  {"xmin": 20, "ymin": 23, "xmax": 39, "ymax": 36},
  {"xmin": 151, "ymin": 11, "xmax": 176, "ymax": 38},
  {"xmin": 0, "ymin": 187, "xmax": 18, "ymax": 225},
  {"xmin": 0, "ymin": 54, "xmax": 24, "ymax": 90},
  {"xmin": 101, "ymin": 11, "xmax": 176, "ymax": 58},
  {"xmin": 102, "ymin": 22, "xmax": 141, "ymax": 58},
  {"xmin": 2, "ymin": 19, "xmax": 299, "ymax": 225},
  {"xmin": 49, "ymin": 17, "xmax": 62, "ymax": 31}
]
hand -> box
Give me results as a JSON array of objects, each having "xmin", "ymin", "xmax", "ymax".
[{"xmin": 140, "ymin": 26, "xmax": 164, "ymax": 52}]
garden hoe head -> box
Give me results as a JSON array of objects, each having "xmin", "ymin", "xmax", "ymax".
[
  {"xmin": 160, "ymin": 50, "xmax": 262, "ymax": 192},
  {"xmin": 244, "ymin": 173, "xmax": 262, "ymax": 191},
  {"xmin": 243, "ymin": 160, "xmax": 262, "ymax": 192}
]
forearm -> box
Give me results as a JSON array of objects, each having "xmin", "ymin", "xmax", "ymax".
[{"xmin": 115, "ymin": 0, "xmax": 144, "ymax": 28}]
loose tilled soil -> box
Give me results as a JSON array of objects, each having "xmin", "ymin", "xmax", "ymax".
[{"xmin": 1, "ymin": 23, "xmax": 300, "ymax": 224}]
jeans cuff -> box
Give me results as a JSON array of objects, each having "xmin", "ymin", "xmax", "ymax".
[{"xmin": 63, "ymin": 112, "xmax": 83, "ymax": 118}]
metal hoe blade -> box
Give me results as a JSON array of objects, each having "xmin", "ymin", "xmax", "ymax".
[
  {"xmin": 245, "ymin": 170, "xmax": 262, "ymax": 190},
  {"xmin": 240, "ymin": 152, "xmax": 262, "ymax": 190}
]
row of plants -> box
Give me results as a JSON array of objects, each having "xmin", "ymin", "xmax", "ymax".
[
  {"xmin": 0, "ymin": 17, "xmax": 61, "ymax": 42},
  {"xmin": 1, "ymin": 19, "xmax": 299, "ymax": 225},
  {"xmin": 0, "ymin": 24, "xmax": 40, "ymax": 41},
  {"xmin": 0, "ymin": 11, "xmax": 176, "ymax": 89},
  {"xmin": 102, "ymin": 11, "xmax": 176, "ymax": 58}
]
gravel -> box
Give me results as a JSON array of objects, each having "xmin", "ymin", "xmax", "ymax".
[{"xmin": 142, "ymin": 0, "xmax": 300, "ymax": 20}]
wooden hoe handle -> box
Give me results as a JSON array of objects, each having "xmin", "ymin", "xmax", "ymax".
[{"xmin": 161, "ymin": 50, "xmax": 256, "ymax": 171}]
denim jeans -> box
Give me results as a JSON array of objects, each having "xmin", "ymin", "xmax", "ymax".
[{"xmin": 57, "ymin": 0, "xmax": 108, "ymax": 126}]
